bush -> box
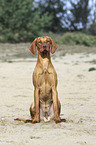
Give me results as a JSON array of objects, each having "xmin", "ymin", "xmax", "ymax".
[
  {"xmin": 0, "ymin": 0, "xmax": 52, "ymax": 43},
  {"xmin": 45, "ymin": 32, "xmax": 96, "ymax": 47}
]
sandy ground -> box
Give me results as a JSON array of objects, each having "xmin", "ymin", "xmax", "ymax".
[{"xmin": 0, "ymin": 44, "xmax": 96, "ymax": 145}]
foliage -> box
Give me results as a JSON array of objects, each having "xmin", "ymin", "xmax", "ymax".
[
  {"xmin": 0, "ymin": 0, "xmax": 94, "ymax": 43},
  {"xmin": 38, "ymin": 0, "xmax": 67, "ymax": 32},
  {"xmin": 69, "ymin": 0, "xmax": 91, "ymax": 30},
  {"xmin": 44, "ymin": 32, "xmax": 96, "ymax": 46},
  {"xmin": 61, "ymin": 32, "xmax": 96, "ymax": 46},
  {"xmin": 0, "ymin": 0, "xmax": 52, "ymax": 42}
]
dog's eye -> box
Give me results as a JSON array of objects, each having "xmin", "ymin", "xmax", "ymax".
[
  {"xmin": 46, "ymin": 40, "xmax": 50, "ymax": 43},
  {"xmin": 38, "ymin": 41, "xmax": 42, "ymax": 44}
]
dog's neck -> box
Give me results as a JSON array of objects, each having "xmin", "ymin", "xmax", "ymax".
[{"xmin": 37, "ymin": 51, "xmax": 51, "ymax": 73}]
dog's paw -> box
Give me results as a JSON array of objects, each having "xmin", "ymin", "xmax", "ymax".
[
  {"xmin": 55, "ymin": 119, "xmax": 61, "ymax": 124},
  {"xmin": 44, "ymin": 117, "xmax": 50, "ymax": 122},
  {"xmin": 32, "ymin": 119, "xmax": 39, "ymax": 124},
  {"xmin": 60, "ymin": 118, "xmax": 66, "ymax": 122},
  {"xmin": 55, "ymin": 118, "xmax": 66, "ymax": 124}
]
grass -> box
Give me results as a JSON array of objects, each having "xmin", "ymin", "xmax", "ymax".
[
  {"xmin": 0, "ymin": 32, "xmax": 96, "ymax": 47},
  {"xmin": 0, "ymin": 32, "xmax": 96, "ymax": 62},
  {"xmin": 0, "ymin": 43, "xmax": 96, "ymax": 62},
  {"xmin": 43, "ymin": 32, "xmax": 96, "ymax": 47}
]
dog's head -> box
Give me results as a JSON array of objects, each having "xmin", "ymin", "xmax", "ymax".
[{"xmin": 29, "ymin": 36, "xmax": 57, "ymax": 57}]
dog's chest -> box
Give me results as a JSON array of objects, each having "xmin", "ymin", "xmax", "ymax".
[
  {"xmin": 38, "ymin": 72, "xmax": 52, "ymax": 98},
  {"xmin": 38, "ymin": 59, "xmax": 52, "ymax": 88},
  {"xmin": 35, "ymin": 59, "xmax": 55, "ymax": 98}
]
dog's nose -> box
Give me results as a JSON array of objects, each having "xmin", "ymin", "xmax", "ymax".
[{"xmin": 43, "ymin": 43, "xmax": 47, "ymax": 48}]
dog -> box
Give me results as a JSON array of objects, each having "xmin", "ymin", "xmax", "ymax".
[{"xmin": 15, "ymin": 36, "xmax": 66, "ymax": 123}]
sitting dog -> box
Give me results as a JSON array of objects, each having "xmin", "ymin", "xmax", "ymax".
[{"xmin": 15, "ymin": 36, "xmax": 66, "ymax": 123}]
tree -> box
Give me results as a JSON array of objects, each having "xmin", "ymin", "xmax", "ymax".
[
  {"xmin": 69, "ymin": 0, "xmax": 91, "ymax": 30},
  {"xmin": 92, "ymin": 0, "xmax": 96, "ymax": 22},
  {"xmin": 0, "ymin": 0, "xmax": 52, "ymax": 42},
  {"xmin": 89, "ymin": 22, "xmax": 96, "ymax": 35},
  {"xmin": 38, "ymin": 0, "xmax": 67, "ymax": 32}
]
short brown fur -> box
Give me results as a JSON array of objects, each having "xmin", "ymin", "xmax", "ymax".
[{"xmin": 15, "ymin": 36, "xmax": 66, "ymax": 123}]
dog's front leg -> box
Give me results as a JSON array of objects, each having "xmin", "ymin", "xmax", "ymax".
[
  {"xmin": 52, "ymin": 88, "xmax": 61, "ymax": 123},
  {"xmin": 32, "ymin": 88, "xmax": 40, "ymax": 123}
]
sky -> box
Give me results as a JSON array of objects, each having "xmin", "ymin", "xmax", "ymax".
[{"xmin": 66, "ymin": 0, "xmax": 96, "ymax": 27}]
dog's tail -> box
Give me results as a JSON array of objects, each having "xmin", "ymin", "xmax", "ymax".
[{"xmin": 14, "ymin": 118, "xmax": 32, "ymax": 123}]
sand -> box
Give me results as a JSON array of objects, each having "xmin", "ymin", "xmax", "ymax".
[{"xmin": 0, "ymin": 44, "xmax": 96, "ymax": 145}]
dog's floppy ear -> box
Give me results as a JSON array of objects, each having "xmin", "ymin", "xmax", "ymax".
[
  {"xmin": 50, "ymin": 38, "xmax": 57, "ymax": 54},
  {"xmin": 29, "ymin": 38, "xmax": 37, "ymax": 55}
]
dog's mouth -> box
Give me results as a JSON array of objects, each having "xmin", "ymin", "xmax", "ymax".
[{"xmin": 42, "ymin": 50, "xmax": 49, "ymax": 57}]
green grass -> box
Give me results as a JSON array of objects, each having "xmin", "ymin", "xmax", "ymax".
[
  {"xmin": 43, "ymin": 32, "xmax": 96, "ymax": 47},
  {"xmin": 0, "ymin": 32, "xmax": 96, "ymax": 47}
]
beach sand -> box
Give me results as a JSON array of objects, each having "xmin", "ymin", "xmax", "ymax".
[{"xmin": 0, "ymin": 44, "xmax": 96, "ymax": 145}]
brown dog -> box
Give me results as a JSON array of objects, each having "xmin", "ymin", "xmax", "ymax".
[{"xmin": 15, "ymin": 36, "xmax": 65, "ymax": 123}]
